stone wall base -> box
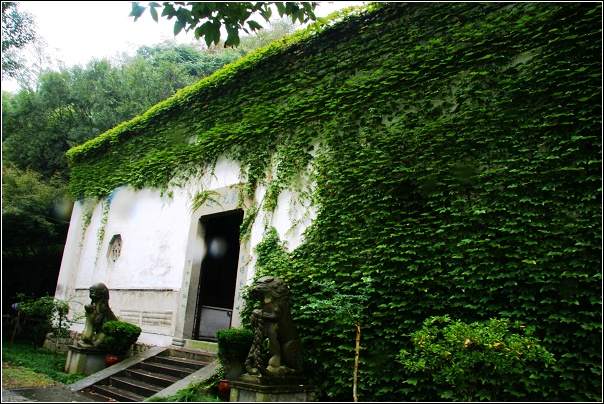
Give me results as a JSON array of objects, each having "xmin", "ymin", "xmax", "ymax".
[
  {"xmin": 43, "ymin": 331, "xmax": 79, "ymax": 354},
  {"xmin": 230, "ymin": 380, "xmax": 317, "ymax": 402}
]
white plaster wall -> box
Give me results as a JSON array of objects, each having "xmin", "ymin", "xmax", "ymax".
[
  {"xmin": 272, "ymin": 143, "xmax": 319, "ymax": 251},
  {"xmin": 103, "ymin": 187, "xmax": 189, "ymax": 289},
  {"xmin": 66, "ymin": 187, "xmax": 188, "ymax": 290},
  {"xmin": 179, "ymin": 156, "xmax": 242, "ymax": 198},
  {"xmin": 272, "ymin": 188, "xmax": 317, "ymax": 251},
  {"xmin": 56, "ymin": 154, "xmax": 317, "ymax": 348},
  {"xmin": 77, "ymin": 200, "xmax": 107, "ymax": 288},
  {"xmin": 55, "ymin": 200, "xmax": 86, "ymax": 301}
]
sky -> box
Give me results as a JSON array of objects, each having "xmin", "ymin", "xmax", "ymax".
[{"xmin": 2, "ymin": 1, "xmax": 366, "ymax": 92}]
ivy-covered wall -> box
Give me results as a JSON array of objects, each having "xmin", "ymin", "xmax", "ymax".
[{"xmin": 66, "ymin": 3, "xmax": 601, "ymax": 401}]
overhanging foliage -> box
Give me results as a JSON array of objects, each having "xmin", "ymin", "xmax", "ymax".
[{"xmin": 66, "ymin": 3, "xmax": 601, "ymax": 401}]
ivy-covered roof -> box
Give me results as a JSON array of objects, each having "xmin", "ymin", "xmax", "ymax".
[{"xmin": 66, "ymin": 3, "xmax": 377, "ymax": 199}]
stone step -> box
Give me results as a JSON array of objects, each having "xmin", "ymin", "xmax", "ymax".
[
  {"xmin": 164, "ymin": 346, "xmax": 218, "ymax": 363},
  {"xmin": 123, "ymin": 367, "xmax": 180, "ymax": 388},
  {"xmin": 110, "ymin": 375, "xmax": 164, "ymax": 397},
  {"xmin": 74, "ymin": 347, "xmax": 219, "ymax": 402},
  {"xmin": 183, "ymin": 339, "xmax": 219, "ymax": 354},
  {"xmin": 139, "ymin": 360, "xmax": 198, "ymax": 379},
  {"xmin": 152, "ymin": 355, "xmax": 211, "ymax": 370},
  {"xmin": 90, "ymin": 384, "xmax": 146, "ymax": 402}
]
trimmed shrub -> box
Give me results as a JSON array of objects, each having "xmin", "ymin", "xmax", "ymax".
[
  {"xmin": 216, "ymin": 328, "xmax": 253, "ymax": 379},
  {"xmin": 102, "ymin": 320, "xmax": 142, "ymax": 356}
]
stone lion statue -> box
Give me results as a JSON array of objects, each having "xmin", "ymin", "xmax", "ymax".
[
  {"xmin": 79, "ymin": 282, "xmax": 117, "ymax": 347},
  {"xmin": 244, "ymin": 276, "xmax": 303, "ymax": 378}
]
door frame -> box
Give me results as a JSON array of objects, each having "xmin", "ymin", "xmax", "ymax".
[
  {"xmin": 192, "ymin": 209, "xmax": 243, "ymax": 341},
  {"xmin": 172, "ymin": 184, "xmax": 252, "ymax": 348}
]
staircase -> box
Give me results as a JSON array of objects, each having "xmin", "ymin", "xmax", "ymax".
[{"xmin": 74, "ymin": 347, "xmax": 218, "ymax": 402}]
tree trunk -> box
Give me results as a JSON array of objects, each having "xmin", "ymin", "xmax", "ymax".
[{"xmin": 353, "ymin": 322, "xmax": 361, "ymax": 402}]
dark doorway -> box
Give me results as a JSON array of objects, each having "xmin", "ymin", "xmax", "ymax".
[{"xmin": 193, "ymin": 209, "xmax": 243, "ymax": 341}]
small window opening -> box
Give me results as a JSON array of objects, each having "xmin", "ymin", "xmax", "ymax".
[{"xmin": 108, "ymin": 234, "xmax": 122, "ymax": 262}]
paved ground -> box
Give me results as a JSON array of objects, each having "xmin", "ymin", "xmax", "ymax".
[
  {"xmin": 2, "ymin": 388, "xmax": 30, "ymax": 402},
  {"xmin": 2, "ymin": 386, "xmax": 108, "ymax": 402}
]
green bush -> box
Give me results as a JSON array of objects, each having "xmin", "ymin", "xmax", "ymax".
[
  {"xmin": 216, "ymin": 328, "xmax": 253, "ymax": 379},
  {"xmin": 14, "ymin": 294, "xmax": 72, "ymax": 347},
  {"xmin": 102, "ymin": 320, "xmax": 142, "ymax": 356},
  {"xmin": 397, "ymin": 316, "xmax": 556, "ymax": 401}
]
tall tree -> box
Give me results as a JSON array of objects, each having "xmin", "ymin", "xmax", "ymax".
[
  {"xmin": 1, "ymin": 2, "xmax": 37, "ymax": 79},
  {"xmin": 2, "ymin": 41, "xmax": 245, "ymax": 180},
  {"xmin": 237, "ymin": 18, "xmax": 300, "ymax": 54},
  {"xmin": 1, "ymin": 165, "xmax": 71, "ymax": 309},
  {"xmin": 2, "ymin": 71, "xmax": 73, "ymax": 179},
  {"xmin": 134, "ymin": 40, "xmax": 241, "ymax": 78}
]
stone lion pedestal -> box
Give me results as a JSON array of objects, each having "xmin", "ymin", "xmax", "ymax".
[
  {"xmin": 230, "ymin": 375, "xmax": 316, "ymax": 402},
  {"xmin": 64, "ymin": 282, "xmax": 117, "ymax": 375},
  {"xmin": 230, "ymin": 276, "xmax": 317, "ymax": 401},
  {"xmin": 64, "ymin": 344, "xmax": 106, "ymax": 375}
]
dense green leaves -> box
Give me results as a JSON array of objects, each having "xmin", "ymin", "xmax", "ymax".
[
  {"xmin": 68, "ymin": 2, "xmax": 601, "ymax": 401},
  {"xmin": 130, "ymin": 1, "xmax": 319, "ymax": 47},
  {"xmin": 216, "ymin": 327, "xmax": 253, "ymax": 377},
  {"xmin": 398, "ymin": 316, "xmax": 556, "ymax": 401},
  {"xmin": 102, "ymin": 320, "xmax": 142, "ymax": 355},
  {"xmin": 2, "ymin": 166, "xmax": 72, "ymax": 312},
  {"xmin": 13, "ymin": 294, "xmax": 72, "ymax": 346}
]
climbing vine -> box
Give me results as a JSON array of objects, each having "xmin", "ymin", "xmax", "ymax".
[
  {"xmin": 94, "ymin": 198, "xmax": 110, "ymax": 266},
  {"xmin": 66, "ymin": 2, "xmax": 601, "ymax": 401},
  {"xmin": 79, "ymin": 201, "xmax": 94, "ymax": 249}
]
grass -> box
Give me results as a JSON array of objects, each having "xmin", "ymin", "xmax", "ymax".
[
  {"xmin": 2, "ymin": 340, "xmax": 88, "ymax": 386},
  {"xmin": 2, "ymin": 362, "xmax": 58, "ymax": 389}
]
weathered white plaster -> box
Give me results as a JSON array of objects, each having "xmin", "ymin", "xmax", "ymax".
[
  {"xmin": 77, "ymin": 201, "xmax": 106, "ymax": 287},
  {"xmin": 55, "ymin": 200, "xmax": 86, "ymax": 301},
  {"xmin": 57, "ymin": 144, "xmax": 315, "ymax": 348},
  {"xmin": 102, "ymin": 188, "xmax": 189, "ymax": 289},
  {"xmin": 272, "ymin": 188, "xmax": 316, "ymax": 251}
]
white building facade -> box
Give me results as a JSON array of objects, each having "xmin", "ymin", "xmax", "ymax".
[{"xmin": 54, "ymin": 155, "xmax": 315, "ymax": 348}]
